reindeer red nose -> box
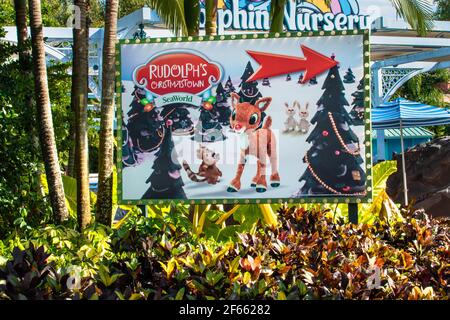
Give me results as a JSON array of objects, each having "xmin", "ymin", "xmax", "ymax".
[{"xmin": 234, "ymin": 123, "xmax": 242, "ymax": 131}]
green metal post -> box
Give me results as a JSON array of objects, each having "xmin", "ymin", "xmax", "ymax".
[{"xmin": 348, "ymin": 203, "xmax": 358, "ymax": 224}]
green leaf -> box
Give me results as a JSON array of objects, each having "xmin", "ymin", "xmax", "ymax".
[
  {"xmin": 277, "ymin": 291, "xmax": 287, "ymax": 300},
  {"xmin": 389, "ymin": 0, "xmax": 434, "ymax": 35},
  {"xmin": 40, "ymin": 174, "xmax": 97, "ymax": 219},
  {"xmin": 372, "ymin": 161, "xmax": 397, "ymax": 199},
  {"xmin": 242, "ymin": 271, "xmax": 251, "ymax": 285},
  {"xmin": 175, "ymin": 287, "xmax": 185, "ymax": 300},
  {"xmin": 206, "ymin": 210, "xmax": 222, "ymax": 222},
  {"xmin": 217, "ymin": 226, "xmax": 241, "ymax": 242},
  {"xmin": 205, "ymin": 270, "xmax": 224, "ymax": 286},
  {"xmin": 129, "ymin": 293, "xmax": 143, "ymax": 300},
  {"xmin": 147, "ymin": 0, "xmax": 188, "ymax": 36},
  {"xmin": 229, "ymin": 256, "xmax": 241, "ymax": 274},
  {"xmin": 203, "ymin": 223, "xmax": 221, "ymax": 240},
  {"xmin": 359, "ymin": 161, "xmax": 398, "ymax": 224}
]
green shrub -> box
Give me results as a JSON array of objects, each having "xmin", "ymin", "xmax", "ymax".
[{"xmin": 1, "ymin": 206, "xmax": 448, "ymax": 300}]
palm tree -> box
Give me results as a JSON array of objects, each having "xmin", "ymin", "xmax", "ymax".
[
  {"xmin": 14, "ymin": 0, "xmax": 30, "ymax": 64},
  {"xmin": 389, "ymin": 0, "xmax": 434, "ymax": 35},
  {"xmin": 14, "ymin": 0, "xmax": 35, "ymax": 134},
  {"xmin": 15, "ymin": 0, "xmax": 42, "ymax": 191},
  {"xmin": 148, "ymin": 0, "xmax": 200, "ymax": 36},
  {"xmin": 205, "ymin": 0, "xmax": 218, "ymax": 35},
  {"xmin": 72, "ymin": 0, "xmax": 91, "ymax": 230},
  {"xmin": 96, "ymin": 0, "xmax": 119, "ymax": 226},
  {"xmin": 270, "ymin": 0, "xmax": 434, "ymax": 35},
  {"xmin": 28, "ymin": 0, "xmax": 69, "ymax": 223},
  {"xmin": 269, "ymin": 0, "xmax": 286, "ymax": 33}
]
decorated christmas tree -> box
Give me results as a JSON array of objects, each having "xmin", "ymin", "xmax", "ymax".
[
  {"xmin": 126, "ymin": 86, "xmax": 163, "ymax": 153},
  {"xmin": 215, "ymin": 82, "xmax": 232, "ymax": 126},
  {"xmin": 349, "ymin": 78, "xmax": 365, "ymax": 126},
  {"xmin": 343, "ymin": 67, "xmax": 356, "ymax": 84},
  {"xmin": 191, "ymin": 102, "xmax": 227, "ymax": 143},
  {"xmin": 224, "ymin": 76, "xmax": 236, "ymax": 96},
  {"xmin": 238, "ymin": 61, "xmax": 262, "ymax": 105},
  {"xmin": 286, "ymin": 74, "xmax": 292, "ymax": 81},
  {"xmin": 298, "ymin": 73, "xmax": 304, "ymax": 84},
  {"xmin": 142, "ymin": 124, "xmax": 187, "ymax": 200},
  {"xmin": 127, "ymin": 86, "xmax": 147, "ymax": 117},
  {"xmin": 297, "ymin": 60, "xmax": 366, "ymax": 196}
]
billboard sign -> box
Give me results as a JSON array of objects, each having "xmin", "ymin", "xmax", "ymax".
[
  {"xmin": 117, "ymin": 30, "xmax": 372, "ymax": 205},
  {"xmin": 199, "ymin": 0, "xmax": 370, "ymax": 33}
]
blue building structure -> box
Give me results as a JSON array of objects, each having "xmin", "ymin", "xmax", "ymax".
[{"xmin": 372, "ymin": 127, "xmax": 434, "ymax": 161}]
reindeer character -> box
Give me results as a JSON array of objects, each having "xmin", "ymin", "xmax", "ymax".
[{"xmin": 227, "ymin": 93, "xmax": 280, "ymax": 193}]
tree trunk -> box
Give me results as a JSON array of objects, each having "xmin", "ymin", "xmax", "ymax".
[
  {"xmin": 205, "ymin": 0, "xmax": 218, "ymax": 36},
  {"xmin": 72, "ymin": 0, "xmax": 91, "ymax": 230},
  {"xmin": 96, "ymin": 0, "xmax": 119, "ymax": 226},
  {"xmin": 184, "ymin": 0, "xmax": 200, "ymax": 36},
  {"xmin": 67, "ymin": 113, "xmax": 76, "ymax": 177},
  {"xmin": 14, "ymin": 0, "xmax": 35, "ymax": 141},
  {"xmin": 28, "ymin": 0, "xmax": 69, "ymax": 223},
  {"xmin": 15, "ymin": 0, "xmax": 43, "ymax": 211},
  {"xmin": 270, "ymin": 0, "xmax": 286, "ymax": 33},
  {"xmin": 14, "ymin": 0, "xmax": 30, "ymax": 64}
]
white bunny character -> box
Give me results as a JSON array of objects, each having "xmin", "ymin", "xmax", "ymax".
[
  {"xmin": 297, "ymin": 102, "xmax": 311, "ymax": 134},
  {"xmin": 283, "ymin": 102, "xmax": 298, "ymax": 132}
]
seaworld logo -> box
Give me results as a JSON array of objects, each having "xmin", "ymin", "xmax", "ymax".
[{"xmin": 200, "ymin": 0, "xmax": 369, "ymax": 33}]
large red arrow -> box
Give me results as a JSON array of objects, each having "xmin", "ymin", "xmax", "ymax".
[{"xmin": 246, "ymin": 45, "xmax": 338, "ymax": 84}]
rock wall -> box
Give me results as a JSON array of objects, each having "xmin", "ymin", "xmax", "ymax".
[{"xmin": 386, "ymin": 136, "xmax": 450, "ymax": 217}]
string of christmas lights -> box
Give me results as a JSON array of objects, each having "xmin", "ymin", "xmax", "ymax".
[
  {"xmin": 328, "ymin": 112, "xmax": 361, "ymax": 156},
  {"xmin": 304, "ymin": 152, "xmax": 367, "ymax": 196}
]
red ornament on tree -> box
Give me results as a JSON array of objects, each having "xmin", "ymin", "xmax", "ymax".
[
  {"xmin": 202, "ymin": 101, "xmax": 213, "ymax": 111},
  {"xmin": 343, "ymin": 186, "xmax": 351, "ymax": 192},
  {"xmin": 144, "ymin": 103, "xmax": 155, "ymax": 112},
  {"xmin": 322, "ymin": 130, "xmax": 329, "ymax": 137},
  {"xmin": 335, "ymin": 150, "xmax": 340, "ymax": 156},
  {"xmin": 166, "ymin": 119, "xmax": 173, "ymax": 127}
]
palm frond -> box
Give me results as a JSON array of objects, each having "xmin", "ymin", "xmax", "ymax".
[
  {"xmin": 390, "ymin": 0, "xmax": 434, "ymax": 35},
  {"xmin": 148, "ymin": 0, "xmax": 188, "ymax": 36}
]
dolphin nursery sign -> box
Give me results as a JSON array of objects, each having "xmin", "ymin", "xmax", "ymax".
[{"xmin": 200, "ymin": 0, "xmax": 370, "ymax": 33}]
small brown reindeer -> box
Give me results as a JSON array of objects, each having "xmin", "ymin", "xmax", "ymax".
[{"xmin": 227, "ymin": 92, "xmax": 280, "ymax": 193}]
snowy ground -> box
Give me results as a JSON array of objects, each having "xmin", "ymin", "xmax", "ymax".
[{"xmin": 121, "ymin": 71, "xmax": 366, "ymax": 200}]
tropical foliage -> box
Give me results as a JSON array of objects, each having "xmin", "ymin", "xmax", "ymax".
[
  {"xmin": 1, "ymin": 205, "xmax": 448, "ymax": 300},
  {"xmin": 395, "ymin": 69, "xmax": 450, "ymax": 137},
  {"xmin": 435, "ymin": 0, "xmax": 450, "ymax": 20},
  {"xmin": 1, "ymin": 0, "xmax": 449, "ymax": 302}
]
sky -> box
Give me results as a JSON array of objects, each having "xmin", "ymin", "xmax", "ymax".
[{"xmin": 357, "ymin": 0, "xmax": 436, "ymax": 20}]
